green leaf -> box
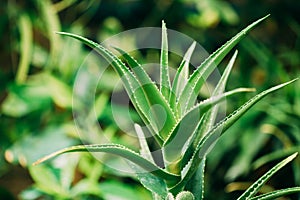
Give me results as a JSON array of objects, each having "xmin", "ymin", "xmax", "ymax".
[
  {"xmin": 33, "ymin": 144, "xmax": 180, "ymax": 184},
  {"xmin": 249, "ymin": 187, "xmax": 300, "ymax": 200},
  {"xmin": 170, "ymin": 42, "xmax": 196, "ymax": 112},
  {"xmin": 184, "ymin": 158, "xmax": 206, "ymax": 200},
  {"xmin": 163, "ymin": 87, "xmax": 255, "ymax": 164},
  {"xmin": 160, "ymin": 20, "xmax": 171, "ymax": 100},
  {"xmin": 176, "ymin": 15, "xmax": 269, "ymax": 115},
  {"xmin": 37, "ymin": 0, "xmax": 61, "ymax": 68},
  {"xmin": 114, "ymin": 47, "xmax": 176, "ymax": 142},
  {"xmin": 1, "ymin": 83, "xmax": 51, "ymax": 117},
  {"xmin": 201, "ymin": 50, "xmax": 238, "ymax": 135},
  {"xmin": 237, "ymin": 153, "xmax": 298, "ymax": 200},
  {"xmin": 172, "ymin": 79, "xmax": 297, "ymax": 193},
  {"xmin": 253, "ymin": 146, "xmax": 300, "ymax": 170},
  {"xmin": 99, "ymin": 180, "xmax": 151, "ymax": 200},
  {"xmin": 16, "ymin": 14, "xmax": 32, "ymax": 84},
  {"xmin": 29, "ymin": 165, "xmax": 69, "ymax": 198},
  {"xmin": 135, "ymin": 124, "xmax": 155, "ymax": 162},
  {"xmin": 58, "ymin": 32, "xmax": 176, "ymax": 142},
  {"xmin": 131, "ymin": 164, "xmax": 168, "ymax": 198}
]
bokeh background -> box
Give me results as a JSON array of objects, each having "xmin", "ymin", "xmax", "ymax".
[{"xmin": 1, "ymin": 0, "xmax": 300, "ymax": 199}]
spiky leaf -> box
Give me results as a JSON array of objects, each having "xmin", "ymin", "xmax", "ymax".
[
  {"xmin": 160, "ymin": 20, "xmax": 171, "ymax": 100},
  {"xmin": 176, "ymin": 15, "xmax": 269, "ymax": 115},
  {"xmin": 249, "ymin": 187, "xmax": 300, "ymax": 200},
  {"xmin": 33, "ymin": 144, "xmax": 180, "ymax": 184},
  {"xmin": 238, "ymin": 153, "xmax": 298, "ymax": 200},
  {"xmin": 57, "ymin": 32, "xmax": 176, "ymax": 142}
]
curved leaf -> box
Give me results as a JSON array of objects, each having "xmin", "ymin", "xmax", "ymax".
[
  {"xmin": 170, "ymin": 42, "xmax": 196, "ymax": 112},
  {"xmin": 171, "ymin": 79, "xmax": 297, "ymax": 193},
  {"xmin": 176, "ymin": 15, "xmax": 269, "ymax": 115},
  {"xmin": 33, "ymin": 144, "xmax": 180, "ymax": 184},
  {"xmin": 57, "ymin": 32, "xmax": 176, "ymax": 141},
  {"xmin": 163, "ymin": 87, "xmax": 255, "ymax": 164},
  {"xmin": 238, "ymin": 153, "xmax": 298, "ymax": 200},
  {"xmin": 160, "ymin": 20, "xmax": 171, "ymax": 100},
  {"xmin": 249, "ymin": 187, "xmax": 300, "ymax": 200}
]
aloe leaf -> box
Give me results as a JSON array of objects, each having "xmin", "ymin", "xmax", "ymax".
[
  {"xmin": 181, "ymin": 79, "xmax": 298, "ymax": 168},
  {"xmin": 57, "ymin": 32, "xmax": 176, "ymax": 141},
  {"xmin": 171, "ymin": 79, "xmax": 297, "ymax": 193},
  {"xmin": 201, "ymin": 50, "xmax": 238, "ymax": 135},
  {"xmin": 114, "ymin": 47, "xmax": 176, "ymax": 142},
  {"xmin": 184, "ymin": 158, "xmax": 206, "ymax": 200},
  {"xmin": 177, "ymin": 15, "xmax": 269, "ymax": 115},
  {"xmin": 248, "ymin": 187, "xmax": 300, "ymax": 200},
  {"xmin": 163, "ymin": 87, "xmax": 255, "ymax": 164},
  {"xmin": 134, "ymin": 124, "xmax": 155, "ymax": 163},
  {"xmin": 237, "ymin": 153, "xmax": 298, "ymax": 200},
  {"xmin": 170, "ymin": 42, "xmax": 196, "ymax": 111},
  {"xmin": 160, "ymin": 20, "xmax": 172, "ymax": 100},
  {"xmin": 253, "ymin": 146, "xmax": 300, "ymax": 170},
  {"xmin": 181, "ymin": 51, "xmax": 238, "ymax": 176},
  {"xmin": 129, "ymin": 162, "xmax": 168, "ymax": 198},
  {"xmin": 33, "ymin": 144, "xmax": 180, "ymax": 184}
]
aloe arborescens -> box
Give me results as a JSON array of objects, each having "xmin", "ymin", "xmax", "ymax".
[{"xmin": 34, "ymin": 15, "xmax": 300, "ymax": 200}]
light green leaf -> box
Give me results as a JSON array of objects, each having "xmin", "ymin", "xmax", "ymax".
[
  {"xmin": 172, "ymin": 79, "xmax": 297, "ymax": 193},
  {"xmin": 163, "ymin": 87, "xmax": 255, "ymax": 163},
  {"xmin": 249, "ymin": 187, "xmax": 300, "ymax": 200},
  {"xmin": 253, "ymin": 146, "xmax": 300, "ymax": 170},
  {"xmin": 185, "ymin": 51, "xmax": 238, "ymax": 165},
  {"xmin": 16, "ymin": 14, "xmax": 32, "ymax": 84},
  {"xmin": 33, "ymin": 144, "xmax": 180, "ymax": 184},
  {"xmin": 131, "ymin": 164, "xmax": 168, "ymax": 198},
  {"xmin": 99, "ymin": 180, "xmax": 151, "ymax": 200},
  {"xmin": 29, "ymin": 165, "xmax": 69, "ymax": 198},
  {"xmin": 135, "ymin": 124, "xmax": 155, "ymax": 162},
  {"xmin": 114, "ymin": 47, "xmax": 176, "ymax": 142},
  {"xmin": 58, "ymin": 32, "xmax": 176, "ymax": 142},
  {"xmin": 160, "ymin": 20, "xmax": 171, "ymax": 100},
  {"xmin": 237, "ymin": 153, "xmax": 298, "ymax": 200},
  {"xmin": 177, "ymin": 15, "xmax": 269, "ymax": 115},
  {"xmin": 184, "ymin": 158, "xmax": 206, "ymax": 200},
  {"xmin": 201, "ymin": 50, "xmax": 238, "ymax": 134},
  {"xmin": 170, "ymin": 42, "xmax": 196, "ymax": 112}
]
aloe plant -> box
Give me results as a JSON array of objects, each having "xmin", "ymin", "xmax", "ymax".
[{"xmin": 34, "ymin": 16, "xmax": 300, "ymax": 199}]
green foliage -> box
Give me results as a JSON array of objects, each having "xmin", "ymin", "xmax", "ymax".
[{"xmin": 34, "ymin": 16, "xmax": 300, "ymax": 200}]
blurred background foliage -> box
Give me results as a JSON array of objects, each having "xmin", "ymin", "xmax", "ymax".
[{"xmin": 0, "ymin": 0, "xmax": 299, "ymax": 199}]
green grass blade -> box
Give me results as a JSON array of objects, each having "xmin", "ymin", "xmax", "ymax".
[
  {"xmin": 177, "ymin": 15, "xmax": 269, "ymax": 115},
  {"xmin": 163, "ymin": 87, "xmax": 255, "ymax": 164},
  {"xmin": 37, "ymin": 0, "xmax": 61, "ymax": 69},
  {"xmin": 249, "ymin": 187, "xmax": 300, "ymax": 200},
  {"xmin": 16, "ymin": 14, "xmax": 32, "ymax": 84},
  {"xmin": 237, "ymin": 153, "xmax": 298, "ymax": 200},
  {"xmin": 57, "ymin": 32, "xmax": 176, "ymax": 141},
  {"xmin": 33, "ymin": 144, "xmax": 180, "ymax": 183},
  {"xmin": 170, "ymin": 42, "xmax": 196, "ymax": 112},
  {"xmin": 172, "ymin": 79, "xmax": 297, "ymax": 193},
  {"xmin": 160, "ymin": 20, "xmax": 172, "ymax": 100}
]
